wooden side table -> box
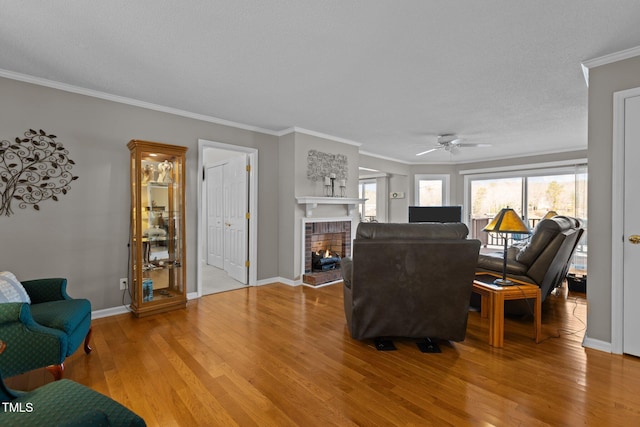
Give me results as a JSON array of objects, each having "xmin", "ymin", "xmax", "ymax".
[{"xmin": 472, "ymin": 275, "xmax": 542, "ymax": 347}]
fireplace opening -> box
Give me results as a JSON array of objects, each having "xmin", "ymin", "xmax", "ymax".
[
  {"xmin": 311, "ymin": 249, "xmax": 341, "ymax": 271},
  {"xmin": 303, "ymin": 220, "xmax": 351, "ymax": 286}
]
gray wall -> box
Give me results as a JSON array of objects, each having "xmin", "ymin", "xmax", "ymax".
[
  {"xmin": 0, "ymin": 77, "xmax": 280, "ymax": 310},
  {"xmin": 277, "ymin": 132, "xmax": 296, "ymax": 280},
  {"xmin": 359, "ymin": 154, "xmax": 410, "ymax": 223},
  {"xmin": 587, "ymin": 55, "xmax": 640, "ymax": 343}
]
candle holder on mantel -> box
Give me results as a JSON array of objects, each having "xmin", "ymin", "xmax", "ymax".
[
  {"xmin": 339, "ymin": 179, "xmax": 346, "ymax": 197},
  {"xmin": 324, "ymin": 174, "xmax": 337, "ymax": 197}
]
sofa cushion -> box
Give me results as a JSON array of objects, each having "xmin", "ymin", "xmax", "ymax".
[
  {"xmin": 0, "ymin": 272, "xmax": 30, "ymax": 304},
  {"xmin": 29, "ymin": 299, "xmax": 91, "ymax": 335},
  {"xmin": 356, "ymin": 222, "xmax": 469, "ymax": 240}
]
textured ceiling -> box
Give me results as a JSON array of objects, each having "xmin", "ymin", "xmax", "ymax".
[{"xmin": 2, "ymin": 1, "xmax": 640, "ymax": 164}]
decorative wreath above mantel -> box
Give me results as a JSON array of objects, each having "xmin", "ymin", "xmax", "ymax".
[{"xmin": 0, "ymin": 129, "xmax": 78, "ymax": 216}]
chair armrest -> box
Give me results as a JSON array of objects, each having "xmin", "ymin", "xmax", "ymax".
[
  {"xmin": 0, "ymin": 302, "xmax": 24, "ymax": 325},
  {"xmin": 21, "ymin": 278, "xmax": 70, "ymax": 303},
  {"xmin": 0, "ymin": 303, "xmax": 67, "ymax": 377}
]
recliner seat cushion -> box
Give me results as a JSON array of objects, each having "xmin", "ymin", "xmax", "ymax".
[{"xmin": 477, "ymin": 252, "xmax": 529, "ymax": 276}]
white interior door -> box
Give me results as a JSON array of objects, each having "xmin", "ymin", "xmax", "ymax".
[
  {"xmin": 623, "ymin": 94, "xmax": 640, "ymax": 357},
  {"xmin": 223, "ymin": 155, "xmax": 248, "ymax": 284},
  {"xmin": 206, "ymin": 165, "xmax": 224, "ymax": 268}
]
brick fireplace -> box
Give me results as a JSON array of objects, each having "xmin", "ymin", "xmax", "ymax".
[{"xmin": 302, "ymin": 219, "xmax": 352, "ymax": 286}]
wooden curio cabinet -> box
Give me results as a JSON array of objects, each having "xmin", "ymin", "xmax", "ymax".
[{"xmin": 128, "ymin": 140, "xmax": 187, "ymax": 317}]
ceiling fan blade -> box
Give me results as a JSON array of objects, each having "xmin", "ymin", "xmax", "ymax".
[
  {"xmin": 416, "ymin": 147, "xmax": 441, "ymax": 156},
  {"xmin": 456, "ymin": 143, "xmax": 492, "ymax": 148}
]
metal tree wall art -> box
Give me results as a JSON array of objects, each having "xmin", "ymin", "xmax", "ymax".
[{"xmin": 0, "ymin": 129, "xmax": 78, "ymax": 216}]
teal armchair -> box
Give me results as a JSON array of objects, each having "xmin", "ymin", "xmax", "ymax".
[
  {"xmin": 0, "ymin": 277, "xmax": 92, "ymax": 379},
  {"xmin": 0, "ymin": 341, "xmax": 146, "ymax": 427}
]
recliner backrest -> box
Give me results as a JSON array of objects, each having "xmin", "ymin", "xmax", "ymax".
[
  {"xmin": 356, "ymin": 222, "xmax": 469, "ymax": 240},
  {"xmin": 536, "ymin": 227, "xmax": 584, "ymax": 298},
  {"xmin": 346, "ymin": 222, "xmax": 480, "ymax": 341},
  {"xmin": 515, "ymin": 216, "xmax": 580, "ymax": 267}
]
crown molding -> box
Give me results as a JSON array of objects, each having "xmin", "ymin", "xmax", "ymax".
[
  {"xmin": 1, "ymin": 68, "xmax": 588, "ymax": 166},
  {"xmin": 581, "ymin": 45, "xmax": 640, "ymax": 86},
  {"xmin": 359, "ymin": 150, "xmax": 413, "ymax": 165},
  {"xmin": 458, "ymin": 158, "xmax": 588, "ymax": 176},
  {"xmin": 0, "ymin": 68, "xmax": 281, "ymax": 136},
  {"xmin": 276, "ymin": 127, "xmax": 362, "ymax": 147}
]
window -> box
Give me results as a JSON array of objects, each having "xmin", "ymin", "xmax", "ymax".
[
  {"xmin": 465, "ymin": 164, "xmax": 587, "ymax": 274},
  {"xmin": 358, "ymin": 179, "xmax": 377, "ymax": 222},
  {"xmin": 414, "ymin": 174, "xmax": 450, "ymax": 206},
  {"xmin": 471, "ymin": 177, "xmax": 523, "ymax": 218}
]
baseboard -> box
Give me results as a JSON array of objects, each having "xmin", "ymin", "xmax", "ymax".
[
  {"xmin": 92, "ymin": 281, "xmax": 303, "ymax": 319},
  {"xmin": 92, "ymin": 305, "xmax": 131, "ymax": 319},
  {"xmin": 301, "ymin": 279, "xmax": 343, "ymax": 288},
  {"xmin": 256, "ymin": 277, "xmax": 301, "ymax": 287},
  {"xmin": 93, "ymin": 292, "xmax": 199, "ymax": 319},
  {"xmin": 582, "ymin": 336, "xmax": 612, "ymax": 353}
]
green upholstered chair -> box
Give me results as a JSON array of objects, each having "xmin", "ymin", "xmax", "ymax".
[
  {"xmin": 0, "ymin": 275, "xmax": 92, "ymax": 380},
  {"xmin": 0, "ymin": 341, "xmax": 146, "ymax": 427}
]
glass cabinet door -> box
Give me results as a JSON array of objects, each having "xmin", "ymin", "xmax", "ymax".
[{"xmin": 128, "ymin": 140, "xmax": 187, "ymax": 317}]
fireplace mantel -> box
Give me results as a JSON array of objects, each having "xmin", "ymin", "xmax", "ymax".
[{"xmin": 296, "ymin": 196, "xmax": 366, "ymax": 217}]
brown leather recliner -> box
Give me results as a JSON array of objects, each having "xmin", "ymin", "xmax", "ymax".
[
  {"xmin": 342, "ymin": 223, "xmax": 481, "ymax": 341},
  {"xmin": 476, "ymin": 215, "xmax": 584, "ymax": 310}
]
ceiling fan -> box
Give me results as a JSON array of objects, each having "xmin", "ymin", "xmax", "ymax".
[{"xmin": 416, "ymin": 134, "xmax": 491, "ymax": 156}]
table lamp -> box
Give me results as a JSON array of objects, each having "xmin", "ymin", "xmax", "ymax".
[
  {"xmin": 483, "ymin": 207, "xmax": 531, "ymax": 285},
  {"xmin": 542, "ymin": 210, "xmax": 558, "ymax": 220}
]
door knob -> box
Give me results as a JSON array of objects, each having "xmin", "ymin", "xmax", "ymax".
[{"xmin": 629, "ymin": 235, "xmax": 640, "ymax": 244}]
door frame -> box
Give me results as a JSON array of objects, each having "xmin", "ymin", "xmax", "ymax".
[
  {"xmin": 197, "ymin": 139, "xmax": 258, "ymax": 297},
  {"xmin": 611, "ymin": 86, "xmax": 640, "ymax": 354}
]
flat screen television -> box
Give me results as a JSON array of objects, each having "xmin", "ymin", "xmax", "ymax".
[{"xmin": 408, "ymin": 206, "xmax": 462, "ymax": 223}]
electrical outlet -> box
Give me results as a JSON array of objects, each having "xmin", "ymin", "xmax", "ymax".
[{"xmin": 119, "ymin": 278, "xmax": 128, "ymax": 290}]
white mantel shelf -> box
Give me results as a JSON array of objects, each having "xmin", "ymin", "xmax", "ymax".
[{"xmin": 296, "ymin": 196, "xmax": 366, "ymax": 217}]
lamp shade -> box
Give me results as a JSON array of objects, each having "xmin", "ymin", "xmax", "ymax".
[
  {"xmin": 483, "ymin": 208, "xmax": 530, "ymax": 234},
  {"xmin": 542, "ymin": 210, "xmax": 558, "ymax": 220}
]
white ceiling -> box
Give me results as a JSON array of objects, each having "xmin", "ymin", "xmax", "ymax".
[{"xmin": 2, "ymin": 1, "xmax": 640, "ymax": 164}]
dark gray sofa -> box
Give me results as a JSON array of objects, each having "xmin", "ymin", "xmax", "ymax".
[
  {"xmin": 476, "ymin": 215, "xmax": 584, "ymax": 303},
  {"xmin": 342, "ymin": 222, "xmax": 481, "ymax": 341}
]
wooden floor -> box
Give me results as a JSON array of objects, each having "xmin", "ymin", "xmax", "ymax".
[{"xmin": 7, "ymin": 283, "xmax": 640, "ymax": 426}]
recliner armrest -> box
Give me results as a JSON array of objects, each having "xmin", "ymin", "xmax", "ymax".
[{"xmin": 341, "ymin": 257, "xmax": 353, "ymax": 290}]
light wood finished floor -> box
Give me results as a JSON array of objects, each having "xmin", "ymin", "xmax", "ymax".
[{"xmin": 7, "ymin": 283, "xmax": 640, "ymax": 426}]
